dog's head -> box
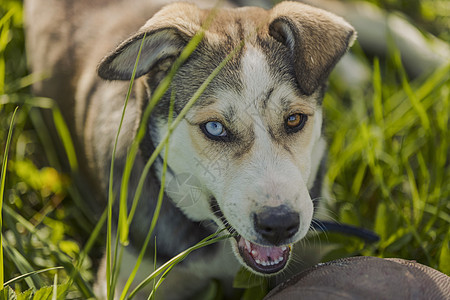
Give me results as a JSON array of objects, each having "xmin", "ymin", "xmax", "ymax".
[{"xmin": 98, "ymin": 1, "xmax": 355, "ymax": 275}]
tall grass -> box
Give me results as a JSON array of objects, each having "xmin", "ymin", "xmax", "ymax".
[
  {"xmin": 1, "ymin": 106, "xmax": 18, "ymax": 290},
  {"xmin": 0, "ymin": 0, "xmax": 449, "ymax": 299},
  {"xmin": 1, "ymin": 1, "xmax": 97, "ymax": 298},
  {"xmin": 322, "ymin": 51, "xmax": 449, "ymax": 273}
]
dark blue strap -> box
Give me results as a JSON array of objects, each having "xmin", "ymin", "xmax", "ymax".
[{"xmin": 312, "ymin": 220, "xmax": 380, "ymax": 243}]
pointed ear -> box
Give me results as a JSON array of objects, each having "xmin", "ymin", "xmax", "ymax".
[
  {"xmin": 98, "ymin": 3, "xmax": 203, "ymax": 81},
  {"xmin": 269, "ymin": 2, "xmax": 356, "ymax": 95}
]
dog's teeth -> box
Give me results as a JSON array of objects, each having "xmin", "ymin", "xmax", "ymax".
[
  {"xmin": 245, "ymin": 240, "xmax": 251, "ymax": 251},
  {"xmin": 253, "ymin": 254, "xmax": 286, "ymax": 267}
]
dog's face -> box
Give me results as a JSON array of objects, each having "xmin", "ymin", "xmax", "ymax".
[{"xmin": 98, "ymin": 1, "xmax": 355, "ymax": 275}]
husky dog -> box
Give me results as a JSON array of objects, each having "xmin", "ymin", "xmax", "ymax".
[{"xmin": 25, "ymin": 0, "xmax": 355, "ymax": 298}]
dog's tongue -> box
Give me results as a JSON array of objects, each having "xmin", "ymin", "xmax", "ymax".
[{"xmin": 238, "ymin": 236, "xmax": 290, "ymax": 274}]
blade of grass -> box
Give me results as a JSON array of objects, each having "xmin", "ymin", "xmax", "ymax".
[
  {"xmin": 146, "ymin": 263, "xmax": 176, "ymax": 300},
  {"xmin": 123, "ymin": 28, "xmax": 248, "ymax": 299},
  {"xmin": 128, "ymin": 36, "xmax": 245, "ymax": 225},
  {"xmin": 0, "ymin": 7, "xmax": 16, "ymax": 29},
  {"xmin": 123, "ymin": 3, "xmax": 222, "ymax": 227},
  {"xmin": 372, "ymin": 58, "xmax": 384, "ymax": 128},
  {"xmin": 61, "ymin": 208, "xmax": 108, "ymax": 299},
  {"xmin": 52, "ymin": 107, "xmax": 78, "ymax": 171},
  {"xmin": 0, "ymin": 95, "xmax": 80, "ymax": 175},
  {"xmin": 2, "ymin": 235, "xmax": 39, "ymax": 290},
  {"xmin": 28, "ymin": 108, "xmax": 62, "ymax": 170},
  {"xmin": 1, "ymin": 97, "xmax": 97, "ymax": 297},
  {"xmin": 110, "ymin": 243, "xmax": 125, "ymax": 300},
  {"xmin": 3, "ymin": 205, "xmax": 94, "ymax": 297},
  {"xmin": 403, "ymin": 153, "xmax": 421, "ymax": 225},
  {"xmin": 116, "ymin": 10, "xmax": 218, "ymax": 255},
  {"xmin": 116, "ymin": 31, "xmax": 148, "ymax": 245},
  {"xmin": 122, "ymin": 17, "xmax": 209, "ymax": 229},
  {"xmin": 383, "ymin": 64, "xmax": 449, "ymax": 139},
  {"xmin": 107, "ymin": 31, "xmax": 148, "ymax": 300},
  {"xmin": 0, "ymin": 7, "xmax": 16, "ymax": 94},
  {"xmin": 52, "ymin": 273, "xmax": 58, "ymax": 300},
  {"xmin": 362, "ymin": 88, "xmax": 434, "ymax": 265},
  {"xmin": 4, "ymin": 72, "xmax": 48, "ymax": 94},
  {"xmin": 151, "ymin": 237, "xmax": 157, "ymax": 300},
  {"xmin": 3, "ymin": 267, "xmax": 63, "ymax": 287},
  {"xmin": 393, "ymin": 50, "xmax": 430, "ymax": 131},
  {"xmin": 415, "ymin": 151, "xmax": 431, "ymax": 224},
  {"xmin": 0, "ymin": 106, "xmax": 18, "ymax": 290},
  {"xmin": 118, "ymin": 87, "xmax": 175, "ymax": 300},
  {"xmin": 117, "ymin": 9, "xmax": 224, "ymax": 297},
  {"xmin": 128, "ymin": 231, "xmax": 232, "ymax": 299}
]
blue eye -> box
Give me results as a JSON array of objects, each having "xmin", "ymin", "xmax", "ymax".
[
  {"xmin": 205, "ymin": 121, "xmax": 226, "ymax": 136},
  {"xmin": 201, "ymin": 121, "xmax": 228, "ymax": 140}
]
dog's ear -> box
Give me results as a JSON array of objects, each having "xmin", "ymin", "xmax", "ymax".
[
  {"xmin": 269, "ymin": 2, "xmax": 356, "ymax": 95},
  {"xmin": 98, "ymin": 3, "xmax": 203, "ymax": 81}
]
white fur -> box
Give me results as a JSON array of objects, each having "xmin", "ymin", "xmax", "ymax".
[
  {"xmin": 150, "ymin": 119, "xmax": 215, "ymax": 221},
  {"xmin": 307, "ymin": 109, "xmax": 325, "ymax": 189},
  {"xmin": 217, "ymin": 46, "xmax": 314, "ymax": 243}
]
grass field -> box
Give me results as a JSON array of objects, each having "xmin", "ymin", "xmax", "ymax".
[{"xmin": 0, "ymin": 0, "xmax": 449, "ymax": 299}]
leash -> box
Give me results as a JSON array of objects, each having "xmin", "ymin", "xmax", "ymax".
[{"xmin": 311, "ymin": 220, "xmax": 380, "ymax": 243}]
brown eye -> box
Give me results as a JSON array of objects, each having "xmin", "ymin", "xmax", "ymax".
[{"xmin": 285, "ymin": 113, "xmax": 307, "ymax": 133}]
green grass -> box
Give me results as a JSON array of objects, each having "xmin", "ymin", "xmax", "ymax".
[
  {"xmin": 1, "ymin": 106, "xmax": 18, "ymax": 289},
  {"xmin": 0, "ymin": 0, "xmax": 449, "ymax": 299},
  {"xmin": 322, "ymin": 54, "xmax": 449, "ymax": 273}
]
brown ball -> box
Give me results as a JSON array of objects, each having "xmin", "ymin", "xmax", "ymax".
[{"xmin": 264, "ymin": 256, "xmax": 449, "ymax": 300}]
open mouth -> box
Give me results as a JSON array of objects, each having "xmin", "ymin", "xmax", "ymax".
[
  {"xmin": 210, "ymin": 197, "xmax": 292, "ymax": 274},
  {"xmin": 236, "ymin": 235, "xmax": 291, "ymax": 274}
]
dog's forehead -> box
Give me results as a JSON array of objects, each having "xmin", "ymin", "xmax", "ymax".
[
  {"xmin": 175, "ymin": 9, "xmax": 324, "ymax": 123},
  {"xmin": 241, "ymin": 45, "xmax": 273, "ymax": 104},
  {"xmin": 189, "ymin": 42, "xmax": 316, "ymax": 119},
  {"xmin": 204, "ymin": 6, "xmax": 269, "ymax": 39}
]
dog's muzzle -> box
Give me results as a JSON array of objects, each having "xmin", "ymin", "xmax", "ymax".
[
  {"xmin": 235, "ymin": 205, "xmax": 300, "ymax": 274},
  {"xmin": 212, "ymin": 197, "xmax": 301, "ymax": 274}
]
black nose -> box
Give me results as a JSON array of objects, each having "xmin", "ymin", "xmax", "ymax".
[{"xmin": 254, "ymin": 205, "xmax": 300, "ymax": 245}]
